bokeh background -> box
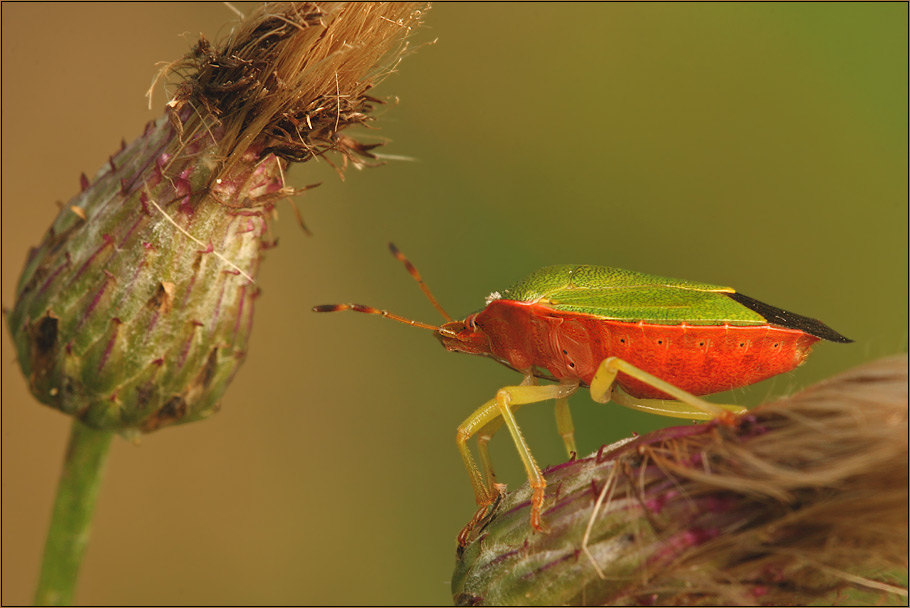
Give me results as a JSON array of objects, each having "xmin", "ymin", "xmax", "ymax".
[{"xmin": 2, "ymin": 3, "xmax": 906, "ymax": 605}]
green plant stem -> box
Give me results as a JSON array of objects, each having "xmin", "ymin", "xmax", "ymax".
[{"xmin": 35, "ymin": 420, "xmax": 114, "ymax": 606}]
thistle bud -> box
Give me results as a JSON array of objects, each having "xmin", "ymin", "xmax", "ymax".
[
  {"xmin": 6, "ymin": 2, "xmax": 427, "ymax": 435},
  {"xmin": 453, "ymin": 355, "xmax": 909, "ymax": 606}
]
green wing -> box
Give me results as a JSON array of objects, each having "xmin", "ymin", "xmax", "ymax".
[{"xmin": 499, "ymin": 265, "xmax": 767, "ymax": 326}]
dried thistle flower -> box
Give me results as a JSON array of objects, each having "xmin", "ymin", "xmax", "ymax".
[
  {"xmin": 453, "ymin": 355, "xmax": 909, "ymax": 606},
  {"xmin": 6, "ymin": 2, "xmax": 427, "ymax": 436}
]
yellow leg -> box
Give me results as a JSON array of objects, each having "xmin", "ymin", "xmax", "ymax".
[
  {"xmin": 476, "ymin": 417, "xmax": 504, "ymax": 488},
  {"xmin": 455, "ymin": 382, "xmax": 577, "ymax": 544},
  {"xmin": 475, "ymin": 374, "xmax": 535, "ymax": 487},
  {"xmin": 589, "ymin": 356, "xmax": 747, "ymax": 419},
  {"xmin": 456, "ymin": 398, "xmax": 504, "ymax": 510},
  {"xmin": 554, "ymin": 395, "xmax": 578, "ymax": 458},
  {"xmin": 493, "ymin": 384, "xmax": 577, "ymax": 532}
]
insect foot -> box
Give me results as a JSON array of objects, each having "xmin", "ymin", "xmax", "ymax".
[
  {"xmin": 457, "ymin": 485, "xmax": 507, "ymax": 548},
  {"xmin": 452, "ymin": 355, "xmax": 908, "ymax": 606}
]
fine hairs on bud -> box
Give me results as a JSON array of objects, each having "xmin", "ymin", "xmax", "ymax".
[{"xmin": 454, "ymin": 355, "xmax": 909, "ymax": 606}]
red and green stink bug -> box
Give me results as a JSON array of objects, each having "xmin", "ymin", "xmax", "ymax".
[{"xmin": 313, "ymin": 244, "xmax": 851, "ymax": 543}]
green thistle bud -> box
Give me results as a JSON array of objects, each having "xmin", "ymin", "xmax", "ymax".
[
  {"xmin": 453, "ymin": 355, "xmax": 908, "ymax": 606},
  {"xmin": 6, "ymin": 2, "xmax": 427, "ymax": 435},
  {"xmin": 7, "ymin": 116, "xmax": 273, "ymax": 434}
]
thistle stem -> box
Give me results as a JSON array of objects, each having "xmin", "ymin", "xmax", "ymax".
[{"xmin": 35, "ymin": 420, "xmax": 114, "ymax": 606}]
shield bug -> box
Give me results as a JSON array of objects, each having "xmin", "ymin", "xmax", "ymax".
[{"xmin": 313, "ymin": 244, "xmax": 851, "ymax": 543}]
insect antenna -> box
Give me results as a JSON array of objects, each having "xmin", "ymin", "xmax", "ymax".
[
  {"xmin": 388, "ymin": 242, "xmax": 454, "ymax": 322},
  {"xmin": 312, "ymin": 303, "xmax": 456, "ymax": 336}
]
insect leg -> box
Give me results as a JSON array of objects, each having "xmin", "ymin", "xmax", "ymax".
[
  {"xmin": 456, "ymin": 399, "xmax": 504, "ymax": 511},
  {"xmin": 554, "ymin": 395, "xmax": 578, "ymax": 458},
  {"xmin": 610, "ymin": 386, "xmax": 747, "ymax": 419},
  {"xmin": 589, "ymin": 356, "xmax": 746, "ymax": 419},
  {"xmin": 456, "ymin": 383, "xmax": 577, "ymax": 544},
  {"xmin": 475, "ymin": 417, "xmax": 504, "ymax": 487},
  {"xmin": 476, "ymin": 374, "xmax": 537, "ymax": 485},
  {"xmin": 494, "ymin": 383, "xmax": 578, "ymax": 533},
  {"xmin": 455, "ymin": 394, "xmax": 529, "ymax": 547}
]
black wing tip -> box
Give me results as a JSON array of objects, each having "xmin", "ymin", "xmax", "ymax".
[
  {"xmin": 727, "ymin": 292, "xmax": 853, "ymax": 343},
  {"xmin": 824, "ymin": 332, "xmax": 854, "ymax": 344}
]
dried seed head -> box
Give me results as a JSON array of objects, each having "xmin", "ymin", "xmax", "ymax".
[
  {"xmin": 6, "ymin": 2, "xmax": 427, "ymax": 434},
  {"xmin": 453, "ymin": 355, "xmax": 909, "ymax": 606},
  {"xmin": 159, "ymin": 1, "xmax": 428, "ymax": 177}
]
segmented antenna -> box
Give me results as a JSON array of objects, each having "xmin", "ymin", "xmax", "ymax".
[
  {"xmin": 311, "ymin": 244, "xmax": 460, "ymax": 338},
  {"xmin": 312, "ymin": 303, "xmax": 444, "ymax": 332},
  {"xmin": 388, "ymin": 242, "xmax": 454, "ymax": 322}
]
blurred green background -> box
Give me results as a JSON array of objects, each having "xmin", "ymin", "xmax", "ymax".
[{"xmin": 2, "ymin": 3, "xmax": 906, "ymax": 605}]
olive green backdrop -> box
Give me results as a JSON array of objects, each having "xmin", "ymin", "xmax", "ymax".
[{"xmin": 2, "ymin": 3, "xmax": 907, "ymax": 605}]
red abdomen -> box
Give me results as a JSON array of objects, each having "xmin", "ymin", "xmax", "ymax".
[
  {"xmin": 478, "ymin": 301, "xmax": 819, "ymax": 399},
  {"xmin": 587, "ymin": 319, "xmax": 817, "ymax": 398}
]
